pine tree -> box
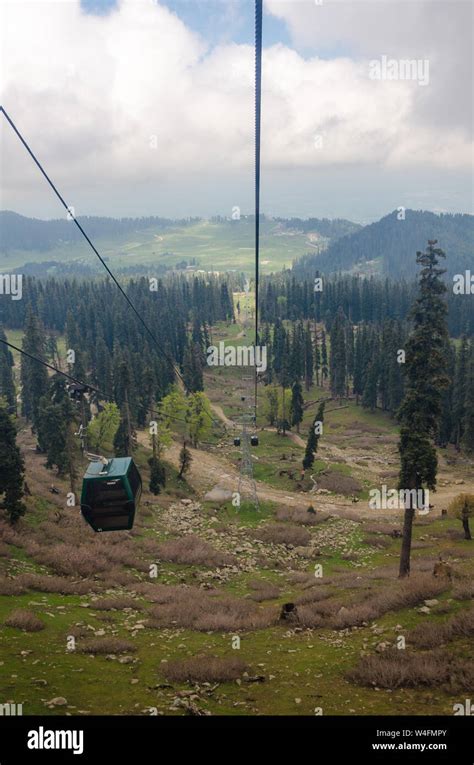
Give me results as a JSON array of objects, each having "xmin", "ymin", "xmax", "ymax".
[
  {"xmin": 0, "ymin": 327, "xmax": 16, "ymax": 413},
  {"xmin": 320, "ymin": 330, "xmax": 328, "ymax": 387},
  {"xmin": 329, "ymin": 307, "xmax": 346, "ymax": 399},
  {"xmin": 302, "ymin": 402, "xmax": 325, "ymax": 471},
  {"xmin": 304, "ymin": 324, "xmax": 314, "ymax": 391},
  {"xmin": 462, "ymin": 341, "xmax": 474, "ymax": 452},
  {"xmin": 20, "ymin": 308, "xmax": 49, "ymax": 429},
  {"xmin": 397, "ymin": 241, "xmax": 449, "ymax": 578},
  {"xmin": 290, "ymin": 381, "xmax": 304, "ymax": 433},
  {"xmin": 0, "ymin": 404, "xmax": 26, "ymax": 523}
]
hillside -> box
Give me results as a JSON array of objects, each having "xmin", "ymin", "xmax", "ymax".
[
  {"xmin": 1, "ymin": 317, "xmax": 474, "ymax": 716},
  {"xmin": 292, "ymin": 210, "xmax": 474, "ymax": 280},
  {"xmin": 0, "ymin": 212, "xmax": 357, "ymax": 276}
]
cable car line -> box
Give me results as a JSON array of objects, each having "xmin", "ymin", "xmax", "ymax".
[
  {"xmin": 0, "ymin": 105, "xmax": 184, "ymax": 387},
  {"xmin": 254, "ymin": 0, "xmax": 262, "ymax": 428},
  {"xmin": 0, "ymin": 337, "xmax": 216, "ymax": 435},
  {"xmin": 0, "ymin": 106, "xmax": 223, "ymax": 428}
]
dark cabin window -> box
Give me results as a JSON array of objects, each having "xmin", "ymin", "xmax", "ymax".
[{"xmin": 128, "ymin": 463, "xmax": 141, "ymax": 498}]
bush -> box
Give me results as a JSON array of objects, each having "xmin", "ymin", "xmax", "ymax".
[
  {"xmin": 78, "ymin": 637, "xmax": 136, "ymax": 654},
  {"xmin": 147, "ymin": 586, "xmax": 274, "ymax": 631},
  {"xmin": 17, "ymin": 574, "xmax": 98, "ymax": 595},
  {"xmin": 157, "ymin": 535, "xmax": 235, "ymax": 567},
  {"xmin": 247, "ymin": 579, "xmax": 280, "ymax": 602},
  {"xmin": 253, "ymin": 523, "xmax": 311, "ymax": 547},
  {"xmin": 295, "ymin": 573, "xmax": 449, "ymax": 629},
  {"xmin": 5, "ymin": 609, "xmax": 45, "ymax": 632},
  {"xmin": 0, "ymin": 578, "xmax": 27, "ymax": 595},
  {"xmin": 162, "ymin": 656, "xmax": 247, "ymax": 683},
  {"xmin": 347, "ymin": 649, "xmax": 452, "ymax": 688},
  {"xmin": 92, "ymin": 596, "xmax": 140, "ymax": 611}
]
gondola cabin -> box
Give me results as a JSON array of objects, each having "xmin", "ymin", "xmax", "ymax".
[
  {"xmin": 233, "ymin": 437, "xmax": 241, "ymax": 447},
  {"xmin": 80, "ymin": 457, "xmax": 142, "ymax": 532},
  {"xmin": 250, "ymin": 435, "xmax": 259, "ymax": 447}
]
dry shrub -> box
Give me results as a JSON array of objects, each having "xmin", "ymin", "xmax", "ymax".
[
  {"xmin": 0, "ymin": 542, "xmax": 11, "ymax": 558},
  {"xmin": 453, "ymin": 581, "xmax": 474, "ymax": 601},
  {"xmin": 296, "ymin": 573, "xmax": 449, "ymax": 630},
  {"xmin": 275, "ymin": 507, "xmax": 330, "ymax": 526},
  {"xmin": 363, "ymin": 523, "xmax": 397, "ymax": 536},
  {"xmin": 162, "ymin": 656, "xmax": 247, "ymax": 684},
  {"xmin": 147, "ymin": 586, "xmax": 274, "ymax": 631},
  {"xmin": 253, "ymin": 524, "xmax": 311, "ymax": 547},
  {"xmin": 5, "ymin": 608, "xmax": 45, "ymax": 632},
  {"xmin": 408, "ymin": 621, "xmax": 452, "ymax": 648},
  {"xmin": 363, "ymin": 535, "xmax": 391, "ymax": 549},
  {"xmin": 295, "ymin": 586, "xmax": 332, "ymax": 605},
  {"xmin": 347, "ymin": 649, "xmax": 452, "ymax": 688},
  {"xmin": 317, "ymin": 473, "xmax": 362, "ymax": 496},
  {"xmin": 17, "ymin": 574, "xmax": 97, "ymax": 595},
  {"xmin": 247, "ymin": 579, "xmax": 280, "ymax": 602},
  {"xmin": 157, "ymin": 535, "xmax": 235, "ymax": 567},
  {"xmin": 0, "ymin": 522, "xmax": 21, "ymax": 546},
  {"xmin": 78, "ymin": 637, "xmax": 136, "ymax": 654},
  {"xmin": 92, "ymin": 596, "xmax": 140, "ymax": 611},
  {"xmin": 102, "ymin": 570, "xmax": 138, "ymax": 588},
  {"xmin": 296, "ymin": 597, "xmax": 344, "ymax": 627},
  {"xmin": 33, "ymin": 544, "xmax": 109, "ymax": 577},
  {"xmin": 450, "ymin": 608, "xmax": 474, "ymax": 635},
  {"xmin": 0, "ymin": 578, "xmax": 27, "ymax": 595}
]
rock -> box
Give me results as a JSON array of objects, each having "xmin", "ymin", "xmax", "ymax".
[
  {"xmin": 180, "ymin": 499, "xmax": 192, "ymax": 506},
  {"xmin": 424, "ymin": 599, "xmax": 439, "ymax": 607},
  {"xmin": 118, "ymin": 656, "xmax": 135, "ymax": 664},
  {"xmin": 418, "ymin": 606, "xmax": 431, "ymax": 615},
  {"xmin": 376, "ymin": 642, "xmax": 389, "ymax": 653},
  {"xmin": 47, "ymin": 697, "xmax": 67, "ymax": 706}
]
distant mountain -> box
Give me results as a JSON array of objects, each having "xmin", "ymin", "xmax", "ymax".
[
  {"xmin": 0, "ymin": 211, "xmax": 199, "ymax": 252},
  {"xmin": 292, "ymin": 210, "xmax": 474, "ymax": 279},
  {"xmin": 271, "ymin": 216, "xmax": 361, "ymax": 240}
]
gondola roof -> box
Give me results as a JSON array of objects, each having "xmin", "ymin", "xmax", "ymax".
[{"xmin": 83, "ymin": 457, "xmax": 133, "ymax": 480}]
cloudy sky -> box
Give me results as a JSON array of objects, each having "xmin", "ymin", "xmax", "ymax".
[{"xmin": 0, "ymin": 0, "xmax": 472, "ymax": 223}]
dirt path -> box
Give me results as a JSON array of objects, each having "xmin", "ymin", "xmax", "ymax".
[{"xmin": 210, "ymin": 403, "xmax": 236, "ymax": 430}]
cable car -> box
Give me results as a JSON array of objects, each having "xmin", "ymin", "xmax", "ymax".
[
  {"xmin": 250, "ymin": 435, "xmax": 259, "ymax": 447},
  {"xmin": 80, "ymin": 457, "xmax": 142, "ymax": 532},
  {"xmin": 233, "ymin": 437, "xmax": 241, "ymax": 446}
]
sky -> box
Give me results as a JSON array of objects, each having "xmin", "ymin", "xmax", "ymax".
[{"xmin": 0, "ymin": 0, "xmax": 472, "ymax": 223}]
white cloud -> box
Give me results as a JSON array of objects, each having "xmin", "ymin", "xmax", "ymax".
[{"xmin": 0, "ymin": 0, "xmax": 471, "ymax": 217}]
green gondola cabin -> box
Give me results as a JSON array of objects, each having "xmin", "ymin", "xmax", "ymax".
[{"xmin": 80, "ymin": 457, "xmax": 142, "ymax": 532}]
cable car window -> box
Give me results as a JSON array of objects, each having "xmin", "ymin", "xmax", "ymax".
[
  {"xmin": 85, "ymin": 479, "xmax": 128, "ymax": 506},
  {"xmin": 128, "ymin": 463, "xmax": 141, "ymax": 497}
]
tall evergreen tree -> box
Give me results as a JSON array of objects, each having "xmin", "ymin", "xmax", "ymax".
[
  {"xmin": 329, "ymin": 307, "xmax": 347, "ymax": 399},
  {"xmin": 20, "ymin": 308, "xmax": 49, "ymax": 429},
  {"xmin": 303, "ymin": 324, "xmax": 314, "ymax": 391},
  {"xmin": 462, "ymin": 341, "xmax": 474, "ymax": 452},
  {"xmin": 290, "ymin": 381, "xmax": 304, "ymax": 433},
  {"xmin": 397, "ymin": 241, "xmax": 449, "ymax": 578},
  {"xmin": 0, "ymin": 404, "xmax": 26, "ymax": 523},
  {"xmin": 302, "ymin": 401, "xmax": 325, "ymax": 471},
  {"xmin": 0, "ymin": 327, "xmax": 16, "ymax": 413}
]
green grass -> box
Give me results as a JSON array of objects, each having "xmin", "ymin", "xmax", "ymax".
[{"xmin": 1, "ymin": 219, "xmax": 321, "ymax": 276}]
